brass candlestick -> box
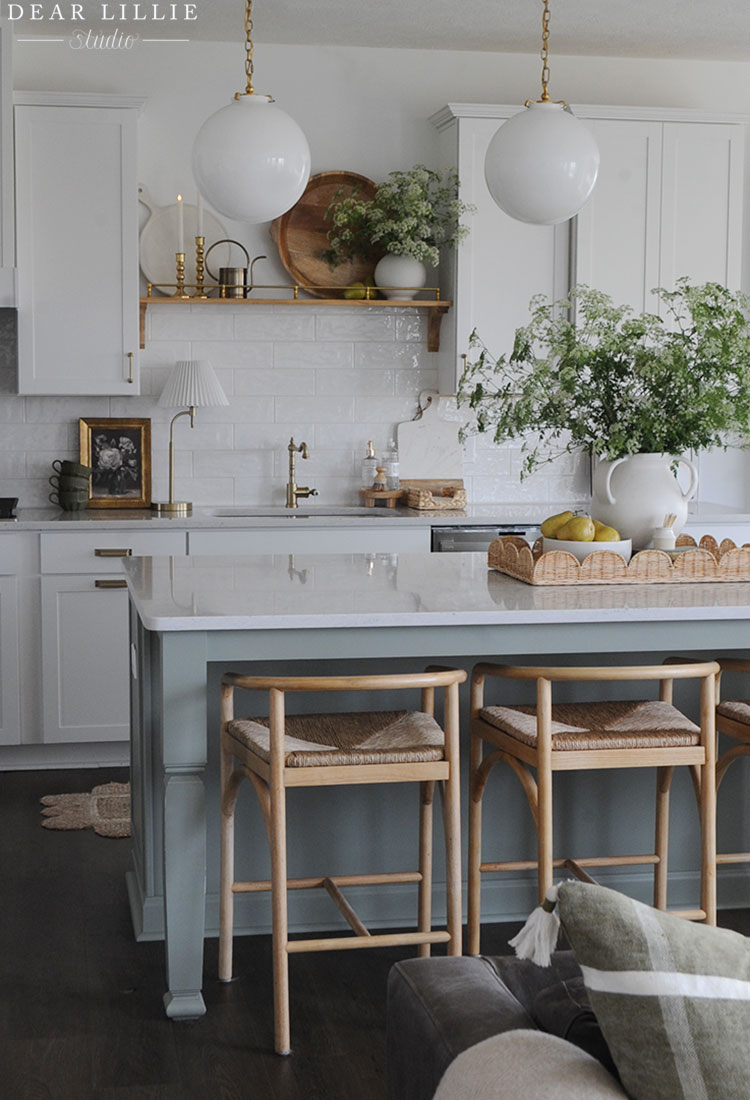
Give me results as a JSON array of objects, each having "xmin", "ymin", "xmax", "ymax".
[
  {"xmin": 194, "ymin": 236, "xmax": 207, "ymax": 298},
  {"xmin": 174, "ymin": 252, "xmax": 189, "ymax": 298}
]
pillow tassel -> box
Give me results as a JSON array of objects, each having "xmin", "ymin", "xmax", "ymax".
[{"xmin": 508, "ymin": 884, "xmax": 560, "ymax": 967}]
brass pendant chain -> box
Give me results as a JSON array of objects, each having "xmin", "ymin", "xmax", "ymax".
[
  {"xmin": 244, "ymin": 0, "xmax": 255, "ymax": 95},
  {"xmin": 540, "ymin": 0, "xmax": 551, "ymax": 102}
]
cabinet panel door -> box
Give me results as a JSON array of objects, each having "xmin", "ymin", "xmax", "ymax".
[
  {"xmin": 660, "ymin": 123, "xmax": 744, "ymax": 292},
  {"xmin": 453, "ymin": 116, "xmax": 568, "ymax": 375},
  {"xmin": 573, "ymin": 119, "xmax": 662, "ymax": 313},
  {"xmin": 15, "ymin": 103, "xmax": 139, "ymax": 395},
  {"xmin": 0, "ymin": 574, "xmax": 20, "ymax": 745},
  {"xmin": 41, "ymin": 575, "xmax": 129, "ymax": 743}
]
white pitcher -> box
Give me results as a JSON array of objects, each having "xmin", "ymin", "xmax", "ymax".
[{"xmin": 591, "ymin": 452, "xmax": 698, "ymax": 550}]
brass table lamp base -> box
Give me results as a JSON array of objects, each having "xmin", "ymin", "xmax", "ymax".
[
  {"xmin": 151, "ymin": 407, "xmax": 195, "ymax": 518},
  {"xmin": 151, "ymin": 499, "xmax": 192, "ymax": 516}
]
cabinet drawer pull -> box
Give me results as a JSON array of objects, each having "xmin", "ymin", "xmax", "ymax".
[
  {"xmin": 127, "ymin": 351, "xmax": 134, "ymax": 384},
  {"xmin": 95, "ymin": 579, "xmax": 128, "ymax": 589},
  {"xmin": 95, "ymin": 547, "xmax": 133, "ymax": 557}
]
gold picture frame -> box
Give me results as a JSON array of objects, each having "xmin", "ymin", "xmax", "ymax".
[{"xmin": 79, "ymin": 417, "xmax": 152, "ymax": 509}]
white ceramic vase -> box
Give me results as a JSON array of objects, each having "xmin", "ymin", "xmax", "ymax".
[
  {"xmin": 591, "ymin": 452, "xmax": 699, "ymax": 551},
  {"xmin": 374, "ymin": 254, "xmax": 427, "ymax": 300}
]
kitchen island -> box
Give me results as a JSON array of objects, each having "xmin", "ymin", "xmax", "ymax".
[{"xmin": 124, "ymin": 549, "xmax": 750, "ymax": 1019}]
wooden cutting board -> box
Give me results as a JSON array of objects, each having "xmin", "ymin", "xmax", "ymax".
[
  {"xmin": 397, "ymin": 394, "xmax": 464, "ymax": 480},
  {"xmin": 269, "ymin": 170, "xmax": 383, "ymax": 297}
]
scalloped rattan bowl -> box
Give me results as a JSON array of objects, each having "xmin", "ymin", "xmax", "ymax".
[{"xmin": 542, "ymin": 536, "xmax": 633, "ymax": 563}]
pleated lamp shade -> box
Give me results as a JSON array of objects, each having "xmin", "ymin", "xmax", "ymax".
[{"xmin": 158, "ymin": 360, "xmax": 229, "ymax": 408}]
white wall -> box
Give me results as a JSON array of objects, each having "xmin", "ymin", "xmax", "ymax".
[{"xmin": 2, "ymin": 40, "xmax": 750, "ymax": 508}]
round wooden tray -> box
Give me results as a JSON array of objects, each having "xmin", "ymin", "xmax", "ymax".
[{"xmin": 269, "ymin": 170, "xmax": 382, "ymax": 298}]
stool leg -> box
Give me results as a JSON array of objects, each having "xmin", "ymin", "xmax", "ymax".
[
  {"xmin": 467, "ymin": 727, "xmax": 483, "ymax": 956},
  {"xmin": 443, "ymin": 680, "xmax": 462, "ymax": 956},
  {"xmin": 536, "ymin": 678, "xmax": 553, "ymax": 902},
  {"xmin": 269, "ymin": 688, "xmax": 291, "ymax": 1056},
  {"xmin": 417, "ymin": 780, "xmax": 434, "ymax": 958},
  {"xmin": 654, "ymin": 766, "xmax": 672, "ymax": 911},
  {"xmin": 700, "ymin": 675, "xmax": 717, "ymax": 926}
]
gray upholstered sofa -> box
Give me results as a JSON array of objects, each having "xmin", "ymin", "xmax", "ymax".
[{"xmin": 386, "ymin": 951, "xmax": 625, "ymax": 1100}]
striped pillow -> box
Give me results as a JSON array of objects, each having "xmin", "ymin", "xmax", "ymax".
[{"xmin": 557, "ymin": 881, "xmax": 750, "ymax": 1100}]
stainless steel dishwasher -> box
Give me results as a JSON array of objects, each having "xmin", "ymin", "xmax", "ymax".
[{"xmin": 431, "ymin": 524, "xmax": 538, "ymax": 553}]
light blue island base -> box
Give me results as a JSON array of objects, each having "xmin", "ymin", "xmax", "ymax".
[{"xmin": 124, "ymin": 551, "xmax": 750, "ymax": 1019}]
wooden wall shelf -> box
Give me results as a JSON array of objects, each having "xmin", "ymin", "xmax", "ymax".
[{"xmin": 139, "ymin": 297, "xmax": 452, "ymax": 353}]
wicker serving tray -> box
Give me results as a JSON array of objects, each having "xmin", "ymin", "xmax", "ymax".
[
  {"xmin": 406, "ymin": 487, "xmax": 467, "ymax": 511},
  {"xmin": 488, "ymin": 534, "xmax": 750, "ymax": 586}
]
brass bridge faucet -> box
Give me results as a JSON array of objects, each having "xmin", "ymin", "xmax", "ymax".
[{"xmin": 286, "ymin": 438, "xmax": 318, "ymax": 508}]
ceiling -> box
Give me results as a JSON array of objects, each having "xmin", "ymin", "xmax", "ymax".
[{"xmin": 12, "ymin": 1, "xmax": 750, "ymax": 61}]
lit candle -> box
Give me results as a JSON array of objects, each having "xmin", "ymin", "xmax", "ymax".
[
  {"xmin": 176, "ymin": 193, "xmax": 184, "ymax": 253},
  {"xmin": 196, "ymin": 190, "xmax": 204, "ymax": 238}
]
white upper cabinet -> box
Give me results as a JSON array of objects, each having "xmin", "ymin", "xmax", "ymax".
[
  {"xmin": 573, "ymin": 111, "xmax": 745, "ymax": 312},
  {"xmin": 0, "ymin": 20, "xmax": 14, "ymax": 305},
  {"xmin": 15, "ymin": 93, "xmax": 144, "ymax": 395},
  {"xmin": 431, "ymin": 105, "xmax": 570, "ymax": 392}
]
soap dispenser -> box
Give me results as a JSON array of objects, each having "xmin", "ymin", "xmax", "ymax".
[{"xmin": 361, "ymin": 440, "xmax": 378, "ymax": 486}]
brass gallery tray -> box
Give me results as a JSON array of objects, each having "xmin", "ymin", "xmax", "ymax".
[{"xmin": 488, "ymin": 534, "xmax": 750, "ymax": 586}]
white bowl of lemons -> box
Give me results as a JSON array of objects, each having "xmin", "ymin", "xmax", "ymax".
[{"xmin": 540, "ymin": 511, "xmax": 632, "ymax": 564}]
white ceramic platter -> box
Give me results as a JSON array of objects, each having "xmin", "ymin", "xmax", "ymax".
[{"xmin": 138, "ymin": 184, "xmax": 232, "ymax": 295}]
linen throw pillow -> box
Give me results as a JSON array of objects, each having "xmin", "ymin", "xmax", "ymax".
[{"xmin": 556, "ymin": 881, "xmax": 750, "ymax": 1100}]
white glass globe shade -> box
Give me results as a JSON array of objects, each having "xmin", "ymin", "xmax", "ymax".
[
  {"xmin": 192, "ymin": 94, "xmax": 311, "ymax": 224},
  {"xmin": 484, "ymin": 101, "xmax": 599, "ymax": 225}
]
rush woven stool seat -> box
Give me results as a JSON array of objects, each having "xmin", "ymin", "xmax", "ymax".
[
  {"xmin": 467, "ymin": 660, "xmax": 719, "ymax": 955},
  {"xmin": 714, "ymin": 657, "xmax": 750, "ymax": 868},
  {"xmin": 219, "ymin": 667, "xmax": 465, "ymax": 1055}
]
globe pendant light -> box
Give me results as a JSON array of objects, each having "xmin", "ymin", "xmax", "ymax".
[
  {"xmin": 484, "ymin": 0, "xmax": 599, "ymax": 225},
  {"xmin": 192, "ymin": 0, "xmax": 311, "ymax": 224}
]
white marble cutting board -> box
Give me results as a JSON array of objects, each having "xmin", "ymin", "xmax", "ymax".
[{"xmin": 397, "ymin": 393, "xmax": 464, "ymax": 480}]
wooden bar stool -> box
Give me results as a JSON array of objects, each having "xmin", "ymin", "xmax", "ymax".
[
  {"xmin": 219, "ymin": 667, "xmax": 465, "ymax": 1055},
  {"xmin": 714, "ymin": 657, "xmax": 750, "ymax": 867},
  {"xmin": 467, "ymin": 660, "xmax": 719, "ymax": 955}
]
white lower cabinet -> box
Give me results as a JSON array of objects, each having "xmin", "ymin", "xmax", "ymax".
[
  {"xmin": 0, "ymin": 571, "xmax": 20, "ymax": 745},
  {"xmin": 39, "ymin": 529, "xmax": 186, "ymax": 744},
  {"xmin": 40, "ymin": 574, "xmax": 130, "ymax": 743}
]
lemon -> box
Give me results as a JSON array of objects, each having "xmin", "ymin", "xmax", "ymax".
[{"xmin": 540, "ymin": 510, "xmax": 574, "ymax": 538}]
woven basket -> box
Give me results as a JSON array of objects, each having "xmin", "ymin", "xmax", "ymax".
[
  {"xmin": 406, "ymin": 487, "xmax": 467, "ymax": 511},
  {"xmin": 488, "ymin": 533, "xmax": 750, "ymax": 586}
]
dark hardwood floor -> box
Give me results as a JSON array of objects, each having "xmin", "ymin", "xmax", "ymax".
[
  {"xmin": 0, "ymin": 768, "xmax": 523, "ymax": 1100},
  {"xmin": 4, "ymin": 768, "xmax": 750, "ymax": 1100}
]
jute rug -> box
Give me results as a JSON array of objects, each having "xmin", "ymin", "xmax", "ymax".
[{"xmin": 40, "ymin": 781, "xmax": 131, "ymax": 838}]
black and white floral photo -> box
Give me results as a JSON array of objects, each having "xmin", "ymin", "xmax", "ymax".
[{"xmin": 79, "ymin": 418, "xmax": 152, "ymax": 508}]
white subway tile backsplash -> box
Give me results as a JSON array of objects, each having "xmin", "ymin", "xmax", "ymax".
[
  {"xmin": 315, "ymin": 311, "xmax": 395, "ymax": 342},
  {"xmin": 354, "ymin": 343, "xmax": 426, "ymax": 369},
  {"xmin": 315, "ymin": 369, "xmax": 395, "ymax": 396},
  {"xmin": 0, "ymin": 305, "xmax": 590, "ymax": 510},
  {"xmin": 233, "ymin": 310, "xmax": 316, "ymax": 342},
  {"xmin": 234, "ymin": 369, "xmax": 315, "ymax": 396},
  {"xmin": 394, "ymin": 314, "xmax": 427, "ymax": 342},
  {"xmin": 274, "ymin": 341, "xmax": 353, "ymax": 370},
  {"xmin": 275, "ymin": 395, "xmax": 355, "ymax": 423},
  {"xmin": 192, "ymin": 341, "xmax": 273, "ymax": 368},
  {"xmin": 148, "ymin": 304, "xmax": 235, "ymax": 342}
]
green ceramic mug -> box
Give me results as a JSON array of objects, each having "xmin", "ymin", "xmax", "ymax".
[{"xmin": 52, "ymin": 459, "xmax": 92, "ymax": 479}]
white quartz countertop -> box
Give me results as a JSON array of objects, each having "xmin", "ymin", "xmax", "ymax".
[
  {"xmin": 123, "ymin": 550, "xmax": 750, "ymax": 632},
  {"xmin": 4, "ymin": 501, "xmax": 750, "ymax": 532},
  {"xmin": 0, "ymin": 504, "xmax": 548, "ymax": 531}
]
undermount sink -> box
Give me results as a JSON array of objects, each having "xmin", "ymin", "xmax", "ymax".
[{"xmin": 200, "ymin": 505, "xmax": 387, "ymax": 518}]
